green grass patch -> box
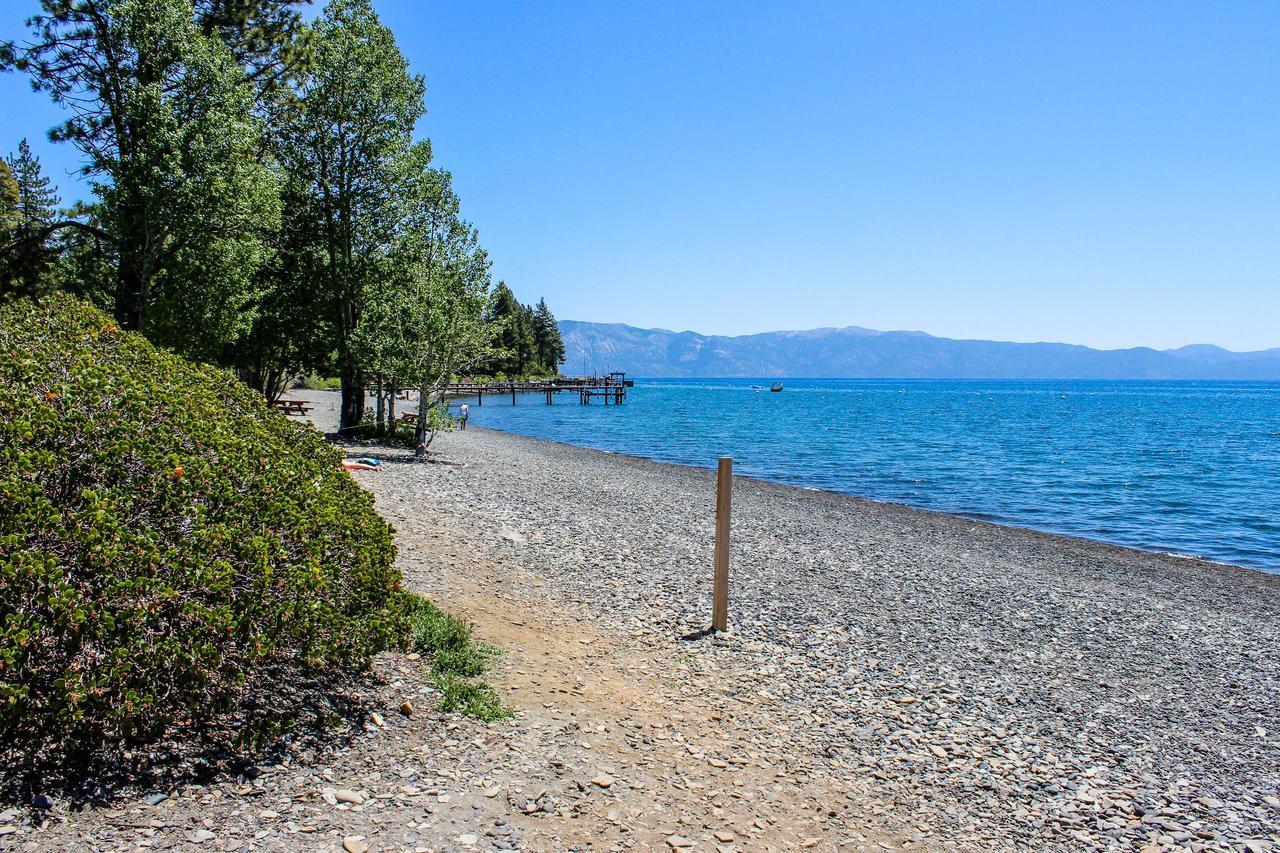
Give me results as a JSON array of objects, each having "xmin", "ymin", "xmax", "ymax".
[{"xmin": 402, "ymin": 593, "xmax": 511, "ymax": 722}]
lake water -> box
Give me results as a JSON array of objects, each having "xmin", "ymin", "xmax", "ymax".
[{"xmin": 456, "ymin": 379, "xmax": 1280, "ymax": 572}]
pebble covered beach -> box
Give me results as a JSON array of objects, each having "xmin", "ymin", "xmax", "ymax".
[
  {"xmin": 386, "ymin": 417, "xmax": 1280, "ymax": 851},
  {"xmin": 17, "ymin": 390, "xmax": 1280, "ymax": 851}
]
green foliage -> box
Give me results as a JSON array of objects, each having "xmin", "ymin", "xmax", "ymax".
[
  {"xmin": 279, "ymin": 0, "xmax": 426, "ymax": 428},
  {"xmin": 293, "ymin": 373, "xmax": 343, "ymax": 391},
  {"xmin": 533, "ymin": 298, "xmax": 566, "ymax": 372},
  {"xmin": 432, "ymin": 672, "xmax": 509, "ymax": 721},
  {"xmin": 1, "ymin": 140, "xmax": 62, "ymax": 298},
  {"xmin": 0, "ymin": 294, "xmax": 409, "ymax": 770},
  {"xmin": 9, "ymin": 0, "xmax": 282, "ymax": 357},
  {"xmin": 402, "ymin": 594, "xmax": 510, "ymax": 721},
  {"xmin": 482, "ymin": 283, "xmax": 563, "ymax": 378}
]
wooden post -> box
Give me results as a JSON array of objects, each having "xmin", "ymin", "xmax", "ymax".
[{"xmin": 712, "ymin": 456, "xmax": 732, "ymax": 632}]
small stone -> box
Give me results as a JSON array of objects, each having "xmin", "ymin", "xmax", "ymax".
[
  {"xmin": 0, "ymin": 827, "xmax": 17, "ymax": 838},
  {"xmin": 801, "ymin": 838, "xmax": 822, "ymax": 848},
  {"xmin": 144, "ymin": 793, "xmax": 167, "ymax": 806},
  {"xmin": 187, "ymin": 829, "xmax": 216, "ymax": 843},
  {"xmin": 498, "ymin": 528, "xmax": 526, "ymax": 545},
  {"xmin": 591, "ymin": 774, "xmax": 614, "ymax": 788},
  {"xmin": 400, "ymin": 701, "xmax": 414, "ymax": 716},
  {"xmin": 370, "ymin": 712, "xmax": 385, "ymax": 727},
  {"xmin": 1264, "ymin": 796, "xmax": 1280, "ymax": 809},
  {"xmin": 406, "ymin": 652, "xmax": 421, "ymax": 661},
  {"xmin": 335, "ymin": 789, "xmax": 365, "ymax": 805},
  {"xmin": 343, "ymin": 836, "xmax": 368, "ymax": 853},
  {"xmin": 666, "ymin": 836, "xmax": 693, "ymax": 849},
  {"xmin": 714, "ymin": 830, "xmax": 736, "ymax": 842},
  {"xmin": 483, "ymin": 788, "xmax": 500, "ymax": 798},
  {"xmin": 929, "ymin": 745, "xmax": 947, "ymax": 759},
  {"xmin": 457, "ymin": 833, "xmax": 479, "ymax": 846},
  {"xmin": 30, "ymin": 794, "xmax": 52, "ymax": 810}
]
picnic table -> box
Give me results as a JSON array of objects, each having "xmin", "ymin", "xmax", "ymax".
[
  {"xmin": 275, "ymin": 399, "xmax": 313, "ymax": 416},
  {"xmin": 397, "ymin": 411, "xmax": 418, "ymax": 425}
]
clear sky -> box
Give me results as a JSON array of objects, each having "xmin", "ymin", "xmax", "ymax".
[{"xmin": 3, "ymin": 1, "xmax": 1278, "ymax": 350}]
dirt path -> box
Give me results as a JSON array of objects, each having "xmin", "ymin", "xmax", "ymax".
[{"xmin": 383, "ymin": 482, "xmax": 909, "ymax": 853}]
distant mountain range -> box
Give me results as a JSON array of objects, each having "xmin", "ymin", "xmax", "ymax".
[{"xmin": 558, "ymin": 321, "xmax": 1280, "ymax": 379}]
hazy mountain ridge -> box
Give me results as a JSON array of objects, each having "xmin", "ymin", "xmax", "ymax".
[{"xmin": 559, "ymin": 321, "xmax": 1280, "ymax": 379}]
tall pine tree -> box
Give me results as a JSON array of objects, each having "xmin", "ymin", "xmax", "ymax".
[
  {"xmin": 532, "ymin": 298, "xmax": 565, "ymax": 374},
  {"xmin": 1, "ymin": 139, "xmax": 61, "ymax": 294}
]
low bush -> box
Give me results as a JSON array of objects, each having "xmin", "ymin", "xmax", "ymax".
[
  {"xmin": 0, "ymin": 294, "xmax": 410, "ymax": 772},
  {"xmin": 402, "ymin": 593, "xmax": 509, "ymax": 722},
  {"xmin": 292, "ymin": 373, "xmax": 342, "ymax": 391}
]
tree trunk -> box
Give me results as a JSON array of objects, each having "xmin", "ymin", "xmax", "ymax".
[
  {"xmin": 375, "ymin": 375, "xmax": 385, "ymax": 434},
  {"xmin": 114, "ymin": 262, "xmax": 143, "ymax": 331},
  {"xmin": 387, "ymin": 380, "xmax": 397, "ymax": 434},
  {"xmin": 415, "ymin": 383, "xmax": 430, "ymax": 456},
  {"xmin": 340, "ymin": 371, "xmax": 364, "ymax": 431}
]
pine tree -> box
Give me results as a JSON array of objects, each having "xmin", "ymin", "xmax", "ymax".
[
  {"xmin": 0, "ymin": 160, "xmax": 20, "ymax": 242},
  {"xmin": 533, "ymin": 298, "xmax": 565, "ymax": 374},
  {"xmin": 7, "ymin": 140, "xmax": 59, "ymax": 228},
  {"xmin": 1, "ymin": 141, "xmax": 61, "ymax": 295}
]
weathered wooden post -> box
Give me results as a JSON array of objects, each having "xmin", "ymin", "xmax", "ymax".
[{"xmin": 712, "ymin": 456, "xmax": 732, "ymax": 632}]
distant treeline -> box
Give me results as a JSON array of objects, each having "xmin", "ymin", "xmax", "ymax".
[{"xmin": 0, "ymin": 0, "xmax": 564, "ymax": 446}]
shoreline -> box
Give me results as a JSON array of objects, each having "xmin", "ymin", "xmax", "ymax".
[
  {"xmin": 382, "ymin": 420, "xmax": 1279, "ymax": 848},
  {"xmin": 278, "ymin": 388, "xmax": 1280, "ymax": 848},
  {"xmin": 468, "ymin": 423, "xmax": 1280, "ymax": 585}
]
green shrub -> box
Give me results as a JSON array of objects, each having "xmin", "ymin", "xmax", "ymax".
[
  {"xmin": 0, "ymin": 294, "xmax": 409, "ymax": 771},
  {"xmin": 292, "ymin": 373, "xmax": 342, "ymax": 391},
  {"xmin": 401, "ymin": 593, "xmax": 510, "ymax": 721}
]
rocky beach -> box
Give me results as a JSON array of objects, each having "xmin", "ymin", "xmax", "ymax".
[{"xmin": 13, "ymin": 390, "xmax": 1280, "ymax": 852}]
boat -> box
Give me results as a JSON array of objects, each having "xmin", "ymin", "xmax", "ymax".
[{"xmin": 770, "ymin": 382, "xmax": 784, "ymax": 392}]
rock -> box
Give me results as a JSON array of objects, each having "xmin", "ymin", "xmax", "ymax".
[
  {"xmin": 343, "ymin": 835, "xmax": 369, "ymax": 853},
  {"xmin": 0, "ymin": 827, "xmax": 16, "ymax": 838},
  {"xmin": 400, "ymin": 701, "xmax": 414, "ymax": 716},
  {"xmin": 335, "ymin": 789, "xmax": 365, "ymax": 805},
  {"xmin": 187, "ymin": 829, "xmax": 216, "ymax": 843},
  {"xmin": 666, "ymin": 836, "xmax": 693, "ymax": 848},
  {"xmin": 457, "ymin": 833, "xmax": 479, "ymax": 846},
  {"xmin": 30, "ymin": 794, "xmax": 52, "ymax": 810},
  {"xmin": 802, "ymin": 839, "xmax": 822, "ymax": 848},
  {"xmin": 591, "ymin": 774, "xmax": 615, "ymax": 788},
  {"xmin": 498, "ymin": 528, "xmax": 526, "ymax": 545},
  {"xmin": 714, "ymin": 830, "xmax": 736, "ymax": 842},
  {"xmin": 144, "ymin": 793, "xmax": 168, "ymax": 806},
  {"xmin": 370, "ymin": 712, "xmax": 385, "ymax": 727}
]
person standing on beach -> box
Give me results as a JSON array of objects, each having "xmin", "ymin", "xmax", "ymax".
[{"xmin": 459, "ymin": 403, "xmax": 469, "ymax": 431}]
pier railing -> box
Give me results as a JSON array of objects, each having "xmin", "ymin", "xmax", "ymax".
[{"xmin": 443, "ymin": 372, "xmax": 633, "ymax": 405}]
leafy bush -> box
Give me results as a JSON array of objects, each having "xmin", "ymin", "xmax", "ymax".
[
  {"xmin": 402, "ymin": 593, "xmax": 509, "ymax": 721},
  {"xmin": 292, "ymin": 373, "xmax": 342, "ymax": 391},
  {"xmin": 0, "ymin": 294, "xmax": 410, "ymax": 771}
]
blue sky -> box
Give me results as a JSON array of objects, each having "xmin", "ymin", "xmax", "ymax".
[{"xmin": 3, "ymin": 1, "xmax": 1278, "ymax": 350}]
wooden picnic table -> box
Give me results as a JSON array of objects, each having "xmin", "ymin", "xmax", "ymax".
[{"xmin": 275, "ymin": 399, "xmax": 313, "ymax": 416}]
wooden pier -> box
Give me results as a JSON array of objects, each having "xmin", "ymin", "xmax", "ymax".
[{"xmin": 445, "ymin": 372, "xmax": 633, "ymax": 406}]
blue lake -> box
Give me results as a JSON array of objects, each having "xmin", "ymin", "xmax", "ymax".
[{"xmin": 457, "ymin": 379, "xmax": 1280, "ymax": 572}]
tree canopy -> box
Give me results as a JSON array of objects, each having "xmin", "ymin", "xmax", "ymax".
[{"xmin": 3, "ymin": 0, "xmax": 566, "ymax": 436}]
